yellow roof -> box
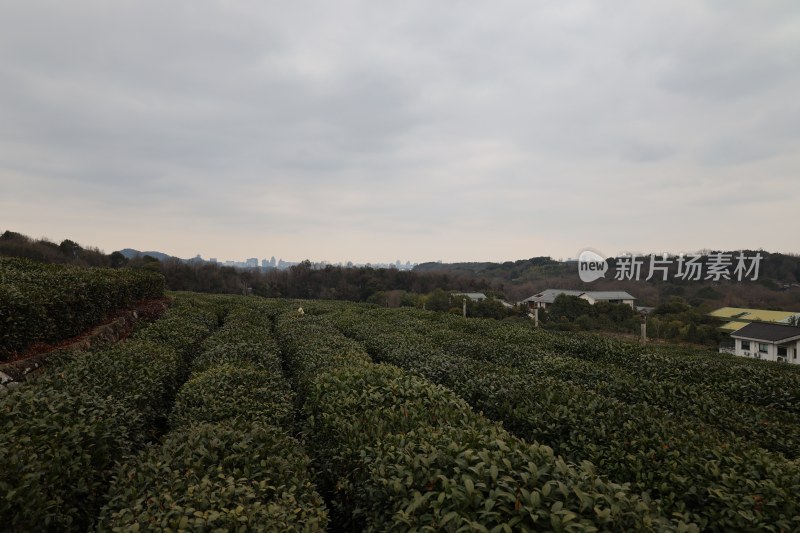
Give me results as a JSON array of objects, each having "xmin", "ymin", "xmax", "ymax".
[
  {"xmin": 719, "ymin": 321, "xmax": 749, "ymax": 332},
  {"xmin": 709, "ymin": 307, "xmax": 797, "ymax": 323}
]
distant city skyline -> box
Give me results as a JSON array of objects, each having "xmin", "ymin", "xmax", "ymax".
[
  {"xmin": 202, "ymin": 254, "xmax": 420, "ymax": 271},
  {"xmin": 122, "ymin": 246, "xmax": 420, "ymax": 270},
  {"xmin": 208, "ymin": 254, "xmax": 419, "ymax": 271}
]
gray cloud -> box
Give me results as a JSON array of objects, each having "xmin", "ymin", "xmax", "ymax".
[{"xmin": 1, "ymin": 0, "xmax": 799, "ymax": 262}]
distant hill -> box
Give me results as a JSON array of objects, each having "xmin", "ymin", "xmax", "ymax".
[
  {"xmin": 415, "ymin": 257, "xmax": 564, "ymax": 281},
  {"xmin": 118, "ymin": 248, "xmax": 181, "ymax": 262}
]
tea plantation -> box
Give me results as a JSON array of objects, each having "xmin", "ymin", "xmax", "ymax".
[
  {"xmin": 2, "ymin": 292, "xmax": 800, "ymax": 532},
  {"xmin": 0, "ymin": 257, "xmax": 165, "ymax": 360}
]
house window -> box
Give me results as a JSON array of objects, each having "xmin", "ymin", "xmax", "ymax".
[
  {"xmin": 777, "ymin": 346, "xmax": 788, "ymax": 357},
  {"xmin": 758, "ymin": 343, "xmax": 769, "ymax": 354},
  {"xmin": 741, "ymin": 340, "xmax": 750, "ymax": 351}
]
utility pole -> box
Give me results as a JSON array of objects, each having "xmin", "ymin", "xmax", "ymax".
[
  {"xmin": 462, "ymin": 298, "xmax": 467, "ymax": 318},
  {"xmin": 529, "ymin": 307, "xmax": 539, "ymax": 328},
  {"xmin": 640, "ymin": 310, "xmax": 647, "ymax": 343}
]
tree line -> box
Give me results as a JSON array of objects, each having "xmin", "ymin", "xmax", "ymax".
[
  {"xmin": 0, "ymin": 230, "xmax": 501, "ymax": 304},
  {"xmin": 539, "ymin": 294, "xmax": 723, "ymax": 346}
]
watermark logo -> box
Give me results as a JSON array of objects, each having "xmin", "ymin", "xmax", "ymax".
[
  {"xmin": 577, "ymin": 249, "xmax": 763, "ymax": 282},
  {"xmin": 578, "ymin": 249, "xmax": 609, "ymax": 282}
]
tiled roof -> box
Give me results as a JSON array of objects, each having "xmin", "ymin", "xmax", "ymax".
[
  {"xmin": 582, "ymin": 291, "xmax": 636, "ymax": 300},
  {"xmin": 521, "ymin": 289, "xmax": 635, "ymax": 304},
  {"xmin": 521, "ymin": 289, "xmax": 583, "ymax": 304},
  {"xmin": 454, "ymin": 292, "xmax": 487, "ymax": 301},
  {"xmin": 730, "ymin": 322, "xmax": 800, "ymax": 342}
]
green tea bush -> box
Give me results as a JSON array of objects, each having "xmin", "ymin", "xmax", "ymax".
[
  {"xmin": 272, "ymin": 313, "xmax": 681, "ymax": 530},
  {"xmin": 98, "ymin": 421, "xmax": 328, "ymax": 532},
  {"xmin": 192, "ymin": 300, "xmax": 283, "ymax": 374},
  {"xmin": 333, "ymin": 308, "xmax": 800, "ymax": 532},
  {"xmin": 0, "ymin": 384, "xmax": 141, "ymax": 532},
  {"xmin": 303, "ymin": 363, "xmax": 684, "ymax": 532},
  {"xmin": 0, "ymin": 257, "xmax": 165, "ymax": 359},
  {"xmin": 402, "ymin": 318, "xmax": 800, "ymax": 460},
  {"xmin": 99, "ymin": 297, "xmax": 327, "ymax": 531},
  {"xmin": 0, "ymin": 295, "xmax": 218, "ymax": 531},
  {"xmin": 51, "ymin": 339, "xmax": 181, "ymax": 430},
  {"xmin": 274, "ymin": 313, "xmax": 372, "ymax": 397},
  {"xmin": 190, "ymin": 340, "xmax": 284, "ymax": 374},
  {"xmin": 170, "ymin": 363, "xmax": 294, "ymax": 430}
]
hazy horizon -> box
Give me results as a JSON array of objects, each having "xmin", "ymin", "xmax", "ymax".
[
  {"xmin": 3, "ymin": 1, "xmax": 799, "ymax": 264},
  {"xmin": 5, "ymin": 227, "xmax": 798, "ymax": 268}
]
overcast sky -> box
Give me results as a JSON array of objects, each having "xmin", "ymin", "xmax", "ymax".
[{"xmin": 1, "ymin": 1, "xmax": 799, "ymax": 264}]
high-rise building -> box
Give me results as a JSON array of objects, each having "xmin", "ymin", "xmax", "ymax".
[{"xmin": 246, "ymin": 258, "xmax": 258, "ymax": 268}]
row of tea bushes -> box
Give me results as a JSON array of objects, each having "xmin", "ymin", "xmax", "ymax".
[
  {"xmin": 404, "ymin": 317, "xmax": 800, "ymax": 460},
  {"xmin": 275, "ymin": 312, "xmax": 689, "ymax": 532},
  {"xmin": 0, "ymin": 296, "xmax": 218, "ymax": 532},
  {"xmin": 331, "ymin": 308, "xmax": 800, "ymax": 532},
  {"xmin": 98, "ymin": 298, "xmax": 328, "ymax": 532},
  {"xmin": 422, "ymin": 309, "xmax": 800, "ymax": 416},
  {"xmin": 0, "ymin": 257, "xmax": 165, "ymax": 359},
  {"xmin": 384, "ymin": 307, "xmax": 800, "ymax": 459}
]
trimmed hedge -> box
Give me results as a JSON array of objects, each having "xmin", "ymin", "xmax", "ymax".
[
  {"xmin": 0, "ymin": 385, "xmax": 140, "ymax": 532},
  {"xmin": 422, "ymin": 309, "xmax": 800, "ymax": 416},
  {"xmin": 274, "ymin": 313, "xmax": 372, "ymax": 398},
  {"xmin": 100, "ymin": 296, "xmax": 328, "ymax": 531},
  {"xmin": 191, "ymin": 340, "xmax": 283, "ymax": 374},
  {"xmin": 98, "ymin": 422, "xmax": 328, "ymax": 532},
  {"xmin": 170, "ymin": 364, "xmax": 294, "ymax": 430},
  {"xmin": 303, "ymin": 364, "xmax": 685, "ymax": 532},
  {"xmin": 0, "ymin": 257, "xmax": 165, "ymax": 359},
  {"xmin": 51, "ymin": 339, "xmax": 182, "ymax": 430},
  {"xmin": 0, "ymin": 296, "xmax": 217, "ymax": 531},
  {"xmin": 331, "ymin": 307, "xmax": 800, "ymax": 532},
  {"xmin": 192, "ymin": 299, "xmax": 284, "ymax": 375},
  {"xmin": 275, "ymin": 311, "xmax": 685, "ymax": 532},
  {"xmin": 404, "ymin": 317, "xmax": 800, "ymax": 460}
]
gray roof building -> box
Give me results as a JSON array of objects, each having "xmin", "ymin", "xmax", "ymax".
[
  {"xmin": 730, "ymin": 322, "xmax": 800, "ymax": 343},
  {"xmin": 520, "ymin": 289, "xmax": 584, "ymax": 304},
  {"xmin": 581, "ymin": 291, "xmax": 636, "ymax": 301},
  {"xmin": 453, "ymin": 292, "xmax": 487, "ymax": 302},
  {"xmin": 520, "ymin": 289, "xmax": 636, "ymax": 305}
]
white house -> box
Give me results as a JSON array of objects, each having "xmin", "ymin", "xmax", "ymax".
[
  {"xmin": 728, "ymin": 322, "xmax": 800, "ymax": 364},
  {"xmin": 519, "ymin": 289, "xmax": 584, "ymax": 310},
  {"xmin": 578, "ymin": 291, "xmax": 636, "ymax": 308},
  {"xmin": 452, "ymin": 292, "xmax": 487, "ymax": 302},
  {"xmin": 519, "ymin": 289, "xmax": 636, "ymax": 310}
]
